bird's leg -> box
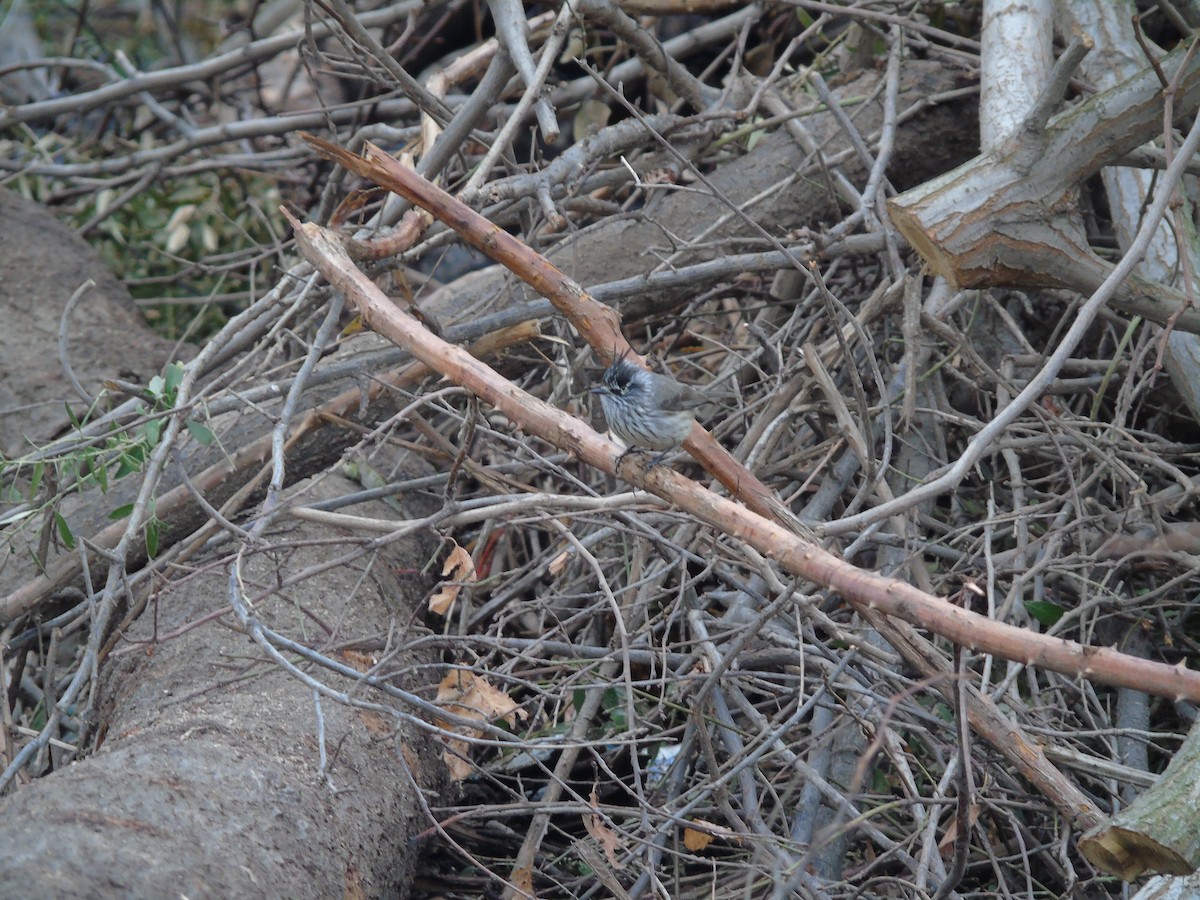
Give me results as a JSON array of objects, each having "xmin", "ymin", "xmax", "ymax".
[{"xmin": 616, "ymin": 447, "xmax": 668, "ymax": 470}]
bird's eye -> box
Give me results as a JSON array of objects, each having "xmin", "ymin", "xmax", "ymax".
[{"xmin": 605, "ymin": 370, "xmax": 628, "ymax": 392}]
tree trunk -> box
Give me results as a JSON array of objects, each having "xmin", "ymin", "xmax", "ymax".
[{"xmin": 0, "ymin": 472, "xmax": 445, "ymax": 899}]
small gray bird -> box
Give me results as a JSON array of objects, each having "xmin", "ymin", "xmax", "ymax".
[{"xmin": 589, "ymin": 354, "xmax": 709, "ymax": 457}]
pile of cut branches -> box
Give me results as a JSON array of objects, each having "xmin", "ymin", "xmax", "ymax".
[{"xmin": 3, "ymin": 2, "xmax": 1200, "ymax": 898}]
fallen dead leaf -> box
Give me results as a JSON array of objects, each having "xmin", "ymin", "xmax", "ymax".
[
  {"xmin": 435, "ymin": 669, "xmax": 527, "ymax": 781},
  {"xmin": 937, "ymin": 801, "xmax": 981, "ymax": 858},
  {"xmin": 340, "ymin": 649, "xmax": 377, "ymax": 672},
  {"xmin": 511, "ymin": 863, "xmax": 536, "ymax": 897},
  {"xmin": 583, "ymin": 787, "xmax": 624, "ymax": 869},
  {"xmin": 683, "ymin": 825, "xmax": 713, "ymax": 853},
  {"xmin": 355, "ymin": 710, "xmax": 392, "ymax": 737},
  {"xmin": 428, "ymin": 541, "xmax": 476, "ymax": 615},
  {"xmin": 683, "ymin": 818, "xmax": 741, "ymax": 853}
]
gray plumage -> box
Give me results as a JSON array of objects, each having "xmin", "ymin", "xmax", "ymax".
[{"xmin": 589, "ymin": 356, "xmax": 708, "ymax": 452}]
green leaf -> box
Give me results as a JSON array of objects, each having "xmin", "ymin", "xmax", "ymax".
[
  {"xmin": 145, "ymin": 519, "xmax": 159, "ymax": 557},
  {"xmin": 54, "ymin": 512, "xmax": 75, "ymax": 549},
  {"xmin": 601, "ymin": 688, "xmax": 627, "ymax": 732},
  {"xmin": 143, "ymin": 418, "xmax": 162, "ymax": 446},
  {"xmin": 185, "ymin": 419, "xmax": 214, "ymax": 445},
  {"xmin": 93, "ymin": 456, "xmax": 109, "ymax": 493},
  {"xmin": 29, "ymin": 462, "xmax": 43, "ymax": 497},
  {"xmin": 114, "ymin": 454, "xmax": 139, "ymax": 479},
  {"xmin": 147, "ymin": 375, "xmax": 165, "ymax": 401},
  {"xmin": 871, "ymin": 767, "xmax": 891, "ymax": 794},
  {"xmin": 163, "ymin": 362, "xmax": 185, "ymax": 400},
  {"xmin": 64, "ymin": 403, "xmax": 82, "ymax": 431},
  {"xmin": 109, "ymin": 503, "xmax": 134, "ymax": 520},
  {"xmin": 1025, "ymin": 601, "xmax": 1065, "ymax": 627}
]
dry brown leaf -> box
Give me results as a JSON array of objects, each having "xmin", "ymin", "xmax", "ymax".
[
  {"xmin": 683, "ymin": 818, "xmax": 740, "ymax": 853},
  {"xmin": 355, "ymin": 710, "xmax": 391, "ymax": 737},
  {"xmin": 511, "ymin": 863, "xmax": 536, "ymax": 897},
  {"xmin": 444, "ymin": 542, "xmax": 476, "ymax": 580},
  {"xmin": 437, "ymin": 670, "xmax": 524, "ymax": 724},
  {"xmin": 441, "ymin": 737, "xmax": 474, "ymax": 781},
  {"xmin": 937, "ymin": 801, "xmax": 981, "ymax": 858},
  {"xmin": 583, "ymin": 787, "xmax": 624, "ymax": 869},
  {"xmin": 434, "ymin": 670, "xmax": 526, "ymax": 781},
  {"xmin": 428, "ymin": 542, "xmax": 476, "ymax": 615},
  {"xmin": 683, "ymin": 825, "xmax": 714, "ymax": 853},
  {"xmin": 340, "ymin": 649, "xmax": 376, "ymax": 673},
  {"xmin": 426, "ymin": 582, "xmax": 460, "ymax": 616}
]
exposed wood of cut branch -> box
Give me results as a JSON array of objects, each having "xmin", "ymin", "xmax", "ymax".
[
  {"xmin": 1079, "ymin": 721, "xmax": 1200, "ymax": 878},
  {"xmin": 888, "ymin": 39, "xmax": 1200, "ymax": 333},
  {"xmin": 299, "ymin": 132, "xmax": 789, "ymax": 527},
  {"xmin": 288, "ymin": 213, "xmax": 1200, "ymax": 704}
]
